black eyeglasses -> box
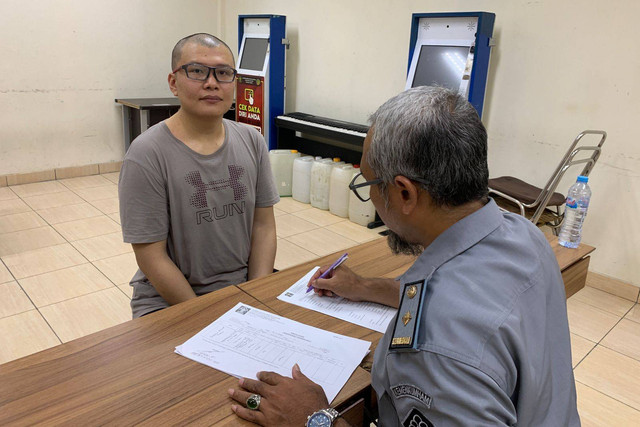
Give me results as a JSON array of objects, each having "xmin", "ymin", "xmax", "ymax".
[
  {"xmin": 349, "ymin": 172, "xmax": 430, "ymax": 202},
  {"xmin": 349, "ymin": 172, "xmax": 383, "ymax": 202},
  {"xmin": 172, "ymin": 63, "xmax": 237, "ymax": 83}
]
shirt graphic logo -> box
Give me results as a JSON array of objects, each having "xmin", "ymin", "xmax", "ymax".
[{"xmin": 185, "ymin": 166, "xmax": 247, "ymax": 208}]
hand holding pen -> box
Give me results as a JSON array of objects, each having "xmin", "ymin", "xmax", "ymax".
[{"xmin": 306, "ymin": 253, "xmax": 349, "ymax": 293}]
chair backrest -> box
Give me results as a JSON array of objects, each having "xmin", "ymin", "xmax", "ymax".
[{"xmin": 530, "ymin": 130, "xmax": 607, "ymax": 224}]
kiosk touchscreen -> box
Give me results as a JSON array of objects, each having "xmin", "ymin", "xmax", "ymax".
[
  {"xmin": 236, "ymin": 15, "xmax": 287, "ymax": 150},
  {"xmin": 406, "ymin": 12, "xmax": 495, "ymax": 118}
]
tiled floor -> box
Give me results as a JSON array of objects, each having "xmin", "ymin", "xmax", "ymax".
[{"xmin": 1, "ymin": 174, "xmax": 640, "ymax": 424}]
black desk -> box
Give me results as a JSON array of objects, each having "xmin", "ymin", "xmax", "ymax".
[
  {"xmin": 115, "ymin": 97, "xmax": 237, "ymax": 151},
  {"xmin": 115, "ymin": 98, "xmax": 180, "ymax": 151}
]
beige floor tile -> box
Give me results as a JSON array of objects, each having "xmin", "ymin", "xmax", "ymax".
[
  {"xmin": 0, "ymin": 187, "xmax": 18, "ymax": 201},
  {"xmin": 108, "ymin": 212, "xmax": 121, "ymax": 224},
  {"xmin": 0, "ymin": 198, "xmax": 32, "ymax": 216},
  {"xmin": 576, "ymin": 381, "xmax": 640, "ymax": 426},
  {"xmin": 273, "ymin": 207, "xmax": 286, "ymax": 217},
  {"xmin": 71, "ymin": 232, "xmax": 132, "ymax": 262},
  {"xmin": 52, "ymin": 216, "xmax": 121, "ymax": 241},
  {"xmin": 0, "ymin": 262, "xmax": 13, "ymax": 283},
  {"xmin": 0, "ymin": 226, "xmax": 66, "ymax": 257},
  {"xmin": 0, "ymin": 281, "xmax": 35, "ymax": 318},
  {"xmin": 0, "ymin": 310, "xmax": 61, "ymax": 364},
  {"xmin": 586, "ymin": 271, "xmax": 639, "ymax": 302},
  {"xmin": 36, "ymin": 202, "xmax": 103, "ymax": 225},
  {"xmin": 571, "ymin": 333, "xmax": 596, "ymax": 368},
  {"xmin": 93, "ymin": 252, "xmax": 139, "ymax": 286},
  {"xmin": 574, "ymin": 346, "xmax": 640, "ymax": 411},
  {"xmin": 9, "ymin": 180, "xmax": 68, "ymax": 198},
  {"xmin": 626, "ymin": 304, "xmax": 640, "ymax": 324},
  {"xmin": 19, "ymin": 264, "xmax": 114, "ymax": 307},
  {"xmin": 59, "ymin": 175, "xmax": 113, "ymax": 191},
  {"xmin": 72, "ymin": 185, "xmax": 118, "ymax": 202},
  {"xmin": 118, "ymin": 284, "xmax": 133, "ymax": 299},
  {"xmin": 292, "ymin": 208, "xmax": 346, "ymax": 227},
  {"xmin": 274, "ymin": 239, "xmax": 319, "ymax": 271},
  {"xmin": 22, "ymin": 191, "xmax": 85, "ymax": 210},
  {"xmin": 0, "ymin": 211, "xmax": 47, "ymax": 234},
  {"xmin": 326, "ymin": 220, "xmax": 387, "ymax": 244},
  {"xmin": 286, "ymin": 228, "xmax": 358, "ymax": 257},
  {"xmin": 601, "ymin": 319, "xmax": 640, "ymax": 362},
  {"xmin": 571, "ymin": 286, "xmax": 636, "ymax": 317},
  {"xmin": 2, "ymin": 243, "xmax": 86, "ymax": 279},
  {"xmin": 90, "ymin": 197, "xmax": 120, "ymax": 215},
  {"xmin": 275, "ymin": 214, "xmax": 319, "ymax": 238},
  {"xmin": 102, "ymin": 172, "xmax": 120, "ymax": 184},
  {"xmin": 274, "ymin": 197, "xmax": 313, "ymax": 213},
  {"xmin": 567, "ymin": 298, "xmax": 621, "ymax": 342},
  {"xmin": 39, "ymin": 288, "xmax": 132, "ymax": 342}
]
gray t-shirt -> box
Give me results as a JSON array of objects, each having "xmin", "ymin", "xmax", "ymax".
[
  {"xmin": 119, "ymin": 120, "xmax": 279, "ymax": 317},
  {"xmin": 372, "ymin": 199, "xmax": 579, "ymax": 426}
]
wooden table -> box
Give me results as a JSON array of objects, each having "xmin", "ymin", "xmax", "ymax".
[
  {"xmin": 0, "ymin": 235, "xmax": 592, "ymax": 425},
  {"xmin": 545, "ymin": 234, "xmax": 595, "ymax": 298}
]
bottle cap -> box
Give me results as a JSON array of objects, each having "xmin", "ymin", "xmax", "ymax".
[
  {"xmin": 291, "ymin": 150, "xmax": 298, "ymax": 153},
  {"xmin": 577, "ymin": 175, "xmax": 589, "ymax": 183},
  {"xmin": 333, "ymin": 157, "xmax": 341, "ymax": 162}
]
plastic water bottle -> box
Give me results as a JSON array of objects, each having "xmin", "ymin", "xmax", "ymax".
[{"xmin": 558, "ymin": 175, "xmax": 591, "ymax": 248}]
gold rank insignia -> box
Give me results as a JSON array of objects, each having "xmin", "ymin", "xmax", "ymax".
[
  {"xmin": 390, "ymin": 279, "xmax": 426, "ymax": 351},
  {"xmin": 406, "ymin": 285, "xmax": 417, "ymax": 299},
  {"xmin": 402, "ymin": 311, "xmax": 412, "ymax": 326}
]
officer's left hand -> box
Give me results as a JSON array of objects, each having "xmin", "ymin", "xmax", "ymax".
[{"xmin": 229, "ymin": 363, "xmax": 329, "ymax": 426}]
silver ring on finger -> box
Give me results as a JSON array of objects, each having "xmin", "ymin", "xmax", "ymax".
[{"xmin": 246, "ymin": 393, "xmax": 261, "ymax": 411}]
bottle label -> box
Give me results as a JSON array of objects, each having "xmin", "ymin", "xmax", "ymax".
[{"xmin": 565, "ymin": 196, "xmax": 577, "ymax": 209}]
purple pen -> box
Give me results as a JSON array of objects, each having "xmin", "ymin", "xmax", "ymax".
[{"xmin": 306, "ymin": 253, "xmax": 349, "ymax": 293}]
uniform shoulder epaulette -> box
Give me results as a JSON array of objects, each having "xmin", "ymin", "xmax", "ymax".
[{"xmin": 390, "ymin": 279, "xmax": 427, "ymax": 351}]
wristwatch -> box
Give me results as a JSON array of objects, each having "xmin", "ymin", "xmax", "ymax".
[{"xmin": 306, "ymin": 407, "xmax": 340, "ymax": 427}]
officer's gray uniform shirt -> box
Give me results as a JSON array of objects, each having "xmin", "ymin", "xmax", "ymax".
[{"xmin": 372, "ymin": 199, "xmax": 579, "ymax": 426}]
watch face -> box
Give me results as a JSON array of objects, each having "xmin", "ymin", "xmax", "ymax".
[{"xmin": 308, "ymin": 413, "xmax": 331, "ymax": 427}]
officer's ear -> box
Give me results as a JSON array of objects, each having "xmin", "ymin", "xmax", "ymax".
[{"xmin": 393, "ymin": 175, "xmax": 420, "ymax": 215}]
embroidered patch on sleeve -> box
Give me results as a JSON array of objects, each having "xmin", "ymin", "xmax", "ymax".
[
  {"xmin": 403, "ymin": 408, "xmax": 434, "ymax": 427},
  {"xmin": 392, "ymin": 384, "xmax": 432, "ymax": 408}
]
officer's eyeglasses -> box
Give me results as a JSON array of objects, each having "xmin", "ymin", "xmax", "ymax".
[
  {"xmin": 172, "ymin": 63, "xmax": 237, "ymax": 83},
  {"xmin": 349, "ymin": 172, "xmax": 430, "ymax": 202},
  {"xmin": 349, "ymin": 172, "xmax": 383, "ymax": 202}
]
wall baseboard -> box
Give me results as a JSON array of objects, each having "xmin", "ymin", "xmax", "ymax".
[{"xmin": 1, "ymin": 161, "xmax": 123, "ymax": 187}]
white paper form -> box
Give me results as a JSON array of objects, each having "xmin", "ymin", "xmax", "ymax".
[
  {"xmin": 175, "ymin": 303, "xmax": 370, "ymax": 402},
  {"xmin": 277, "ymin": 267, "xmax": 397, "ymax": 333}
]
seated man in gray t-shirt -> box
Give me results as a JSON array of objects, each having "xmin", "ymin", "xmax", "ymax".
[{"xmin": 118, "ymin": 33, "xmax": 279, "ymax": 318}]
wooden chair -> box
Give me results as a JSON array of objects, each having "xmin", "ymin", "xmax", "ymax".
[{"xmin": 488, "ymin": 130, "xmax": 607, "ymax": 233}]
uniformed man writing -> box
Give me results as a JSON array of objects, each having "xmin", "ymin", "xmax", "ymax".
[{"xmin": 228, "ymin": 86, "xmax": 579, "ymax": 426}]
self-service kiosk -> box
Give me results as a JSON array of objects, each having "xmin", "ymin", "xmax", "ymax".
[
  {"xmin": 236, "ymin": 15, "xmax": 287, "ymax": 150},
  {"xmin": 406, "ymin": 12, "xmax": 495, "ymax": 118}
]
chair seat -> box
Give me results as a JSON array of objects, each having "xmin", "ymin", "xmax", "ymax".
[{"xmin": 488, "ymin": 176, "xmax": 566, "ymax": 207}]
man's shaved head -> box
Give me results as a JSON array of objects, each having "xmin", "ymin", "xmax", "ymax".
[{"xmin": 171, "ymin": 33, "xmax": 235, "ymax": 69}]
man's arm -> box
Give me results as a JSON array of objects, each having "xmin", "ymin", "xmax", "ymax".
[
  {"xmin": 247, "ymin": 206, "xmax": 277, "ymax": 280},
  {"xmin": 310, "ymin": 265, "xmax": 401, "ymax": 308},
  {"xmin": 132, "ymin": 240, "xmax": 196, "ymax": 305}
]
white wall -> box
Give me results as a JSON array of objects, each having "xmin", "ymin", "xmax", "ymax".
[
  {"xmin": 221, "ymin": 0, "xmax": 640, "ymax": 286},
  {"xmin": 0, "ymin": 0, "xmax": 220, "ymax": 174}
]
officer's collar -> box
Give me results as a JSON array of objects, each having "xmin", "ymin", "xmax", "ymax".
[{"xmin": 399, "ymin": 198, "xmax": 503, "ymax": 284}]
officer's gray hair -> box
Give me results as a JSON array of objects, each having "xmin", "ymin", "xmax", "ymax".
[
  {"xmin": 171, "ymin": 33, "xmax": 235, "ymax": 70},
  {"xmin": 367, "ymin": 86, "xmax": 489, "ymax": 207}
]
